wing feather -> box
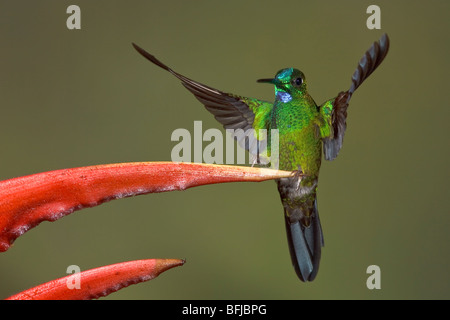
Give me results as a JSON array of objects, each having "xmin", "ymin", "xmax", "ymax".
[
  {"xmin": 132, "ymin": 43, "xmax": 273, "ymax": 159},
  {"xmin": 321, "ymin": 34, "xmax": 390, "ymax": 160}
]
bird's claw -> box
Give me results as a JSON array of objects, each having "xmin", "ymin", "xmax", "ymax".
[{"xmin": 294, "ymin": 168, "xmax": 305, "ymax": 190}]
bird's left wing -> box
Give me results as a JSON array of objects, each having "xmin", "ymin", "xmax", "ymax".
[
  {"xmin": 320, "ymin": 34, "xmax": 390, "ymax": 160},
  {"xmin": 132, "ymin": 43, "xmax": 273, "ymax": 162}
]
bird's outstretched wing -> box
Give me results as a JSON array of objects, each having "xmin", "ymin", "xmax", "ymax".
[
  {"xmin": 132, "ymin": 43, "xmax": 273, "ymax": 162},
  {"xmin": 320, "ymin": 34, "xmax": 390, "ymax": 161}
]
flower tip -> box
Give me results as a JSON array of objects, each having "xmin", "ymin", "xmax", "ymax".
[{"xmin": 155, "ymin": 258, "xmax": 186, "ymax": 275}]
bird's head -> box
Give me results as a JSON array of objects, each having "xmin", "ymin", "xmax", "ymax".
[{"xmin": 257, "ymin": 68, "xmax": 306, "ymax": 103}]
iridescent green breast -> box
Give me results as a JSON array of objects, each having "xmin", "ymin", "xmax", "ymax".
[{"xmin": 269, "ymin": 96, "xmax": 322, "ymax": 175}]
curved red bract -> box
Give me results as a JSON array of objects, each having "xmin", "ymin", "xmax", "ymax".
[
  {"xmin": 0, "ymin": 162, "xmax": 292, "ymax": 252},
  {"xmin": 6, "ymin": 258, "xmax": 185, "ymax": 300}
]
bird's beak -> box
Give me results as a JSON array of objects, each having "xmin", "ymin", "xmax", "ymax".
[
  {"xmin": 257, "ymin": 78, "xmax": 285, "ymax": 88},
  {"xmin": 257, "ymin": 78, "xmax": 277, "ymax": 85}
]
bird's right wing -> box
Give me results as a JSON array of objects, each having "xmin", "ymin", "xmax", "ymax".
[
  {"xmin": 320, "ymin": 34, "xmax": 390, "ymax": 161},
  {"xmin": 132, "ymin": 43, "xmax": 273, "ymax": 162}
]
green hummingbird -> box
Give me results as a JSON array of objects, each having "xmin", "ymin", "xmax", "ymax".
[{"xmin": 132, "ymin": 34, "xmax": 390, "ymax": 282}]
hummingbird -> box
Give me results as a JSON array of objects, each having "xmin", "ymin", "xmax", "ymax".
[{"xmin": 132, "ymin": 34, "xmax": 390, "ymax": 282}]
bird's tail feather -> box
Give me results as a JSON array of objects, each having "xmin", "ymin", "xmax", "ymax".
[{"xmin": 282, "ymin": 196, "xmax": 323, "ymax": 282}]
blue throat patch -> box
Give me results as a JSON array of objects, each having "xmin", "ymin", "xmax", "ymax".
[{"xmin": 277, "ymin": 91, "xmax": 292, "ymax": 103}]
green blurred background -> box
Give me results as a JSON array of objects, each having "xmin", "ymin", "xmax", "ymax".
[{"xmin": 0, "ymin": 1, "xmax": 449, "ymax": 299}]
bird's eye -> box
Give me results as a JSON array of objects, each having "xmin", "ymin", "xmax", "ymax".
[{"xmin": 293, "ymin": 77, "xmax": 303, "ymax": 86}]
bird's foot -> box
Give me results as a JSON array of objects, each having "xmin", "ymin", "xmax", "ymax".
[{"xmin": 294, "ymin": 167, "xmax": 305, "ymax": 190}]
